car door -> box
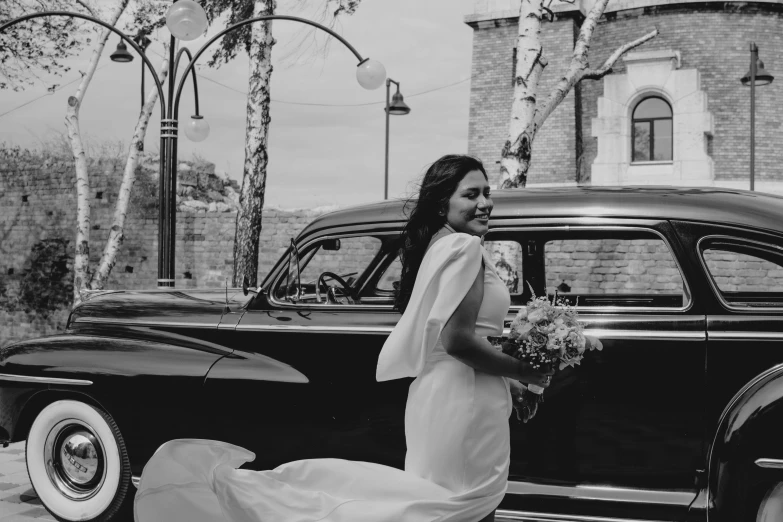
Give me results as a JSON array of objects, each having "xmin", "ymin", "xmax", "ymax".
[
  {"xmin": 673, "ymin": 221, "xmax": 783, "ymax": 454},
  {"xmin": 487, "ymin": 220, "xmax": 706, "ymax": 520},
  {"xmin": 203, "ymin": 229, "xmax": 411, "ymax": 471}
]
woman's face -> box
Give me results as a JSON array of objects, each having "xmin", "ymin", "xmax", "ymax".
[{"xmin": 444, "ymin": 169, "xmax": 493, "ymax": 237}]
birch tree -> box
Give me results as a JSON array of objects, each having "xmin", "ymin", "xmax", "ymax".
[
  {"xmin": 1, "ymin": 0, "xmax": 168, "ymax": 301},
  {"xmin": 500, "ymin": 0, "xmax": 658, "ymax": 187},
  {"xmin": 201, "ymin": 0, "xmax": 363, "ymax": 287}
]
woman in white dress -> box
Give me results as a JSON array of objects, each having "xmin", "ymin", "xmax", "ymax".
[{"xmin": 134, "ymin": 155, "xmax": 554, "ymax": 522}]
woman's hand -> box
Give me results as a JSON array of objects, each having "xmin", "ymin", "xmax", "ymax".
[
  {"xmin": 516, "ymin": 360, "xmax": 555, "ymax": 388},
  {"xmin": 509, "ymin": 380, "xmax": 538, "ymax": 423}
]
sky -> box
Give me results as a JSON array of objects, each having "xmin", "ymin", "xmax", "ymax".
[{"xmin": 0, "ymin": 0, "xmax": 478, "ymax": 209}]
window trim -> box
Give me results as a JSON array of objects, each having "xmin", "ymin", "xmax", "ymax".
[
  {"xmin": 697, "ymin": 235, "xmax": 783, "ymax": 313},
  {"xmin": 631, "ymin": 96, "xmax": 673, "ymax": 163},
  {"xmin": 489, "ymin": 225, "xmax": 693, "ymax": 313},
  {"xmin": 265, "ymin": 231, "xmax": 401, "ymax": 311},
  {"xmin": 265, "ymin": 225, "xmax": 693, "ymax": 313}
]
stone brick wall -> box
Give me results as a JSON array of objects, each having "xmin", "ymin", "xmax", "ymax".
[
  {"xmin": 0, "ymin": 151, "xmax": 334, "ymax": 348},
  {"xmin": 467, "ymin": 2, "xmax": 783, "ymax": 185},
  {"xmin": 467, "ymin": 13, "xmax": 581, "ymax": 186}
]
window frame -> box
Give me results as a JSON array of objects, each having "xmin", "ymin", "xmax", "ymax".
[
  {"xmin": 264, "ymin": 231, "xmax": 402, "ymax": 311},
  {"xmin": 488, "ymin": 225, "xmax": 693, "ymax": 313},
  {"xmin": 697, "ymin": 235, "xmax": 783, "ymax": 313},
  {"xmin": 631, "ymin": 96, "xmax": 673, "ymax": 164}
]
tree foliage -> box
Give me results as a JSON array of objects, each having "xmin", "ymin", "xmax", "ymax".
[
  {"xmin": 0, "ymin": 0, "xmax": 167, "ymax": 91},
  {"xmin": 0, "ymin": 0, "xmax": 89, "ymax": 90},
  {"xmin": 201, "ymin": 0, "xmax": 362, "ymax": 66}
]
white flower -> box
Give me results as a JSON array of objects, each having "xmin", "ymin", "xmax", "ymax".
[
  {"xmin": 511, "ymin": 322, "xmax": 533, "ymax": 339},
  {"xmin": 554, "ymin": 326, "xmax": 569, "ymax": 340},
  {"xmin": 527, "ymin": 308, "xmax": 547, "ymax": 323}
]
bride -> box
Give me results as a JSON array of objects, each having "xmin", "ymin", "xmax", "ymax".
[{"xmin": 134, "ymin": 154, "xmax": 554, "ymax": 522}]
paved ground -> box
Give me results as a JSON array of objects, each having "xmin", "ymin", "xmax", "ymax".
[{"xmin": 0, "ymin": 442, "xmax": 55, "ymax": 521}]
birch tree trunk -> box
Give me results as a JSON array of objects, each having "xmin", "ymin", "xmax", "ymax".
[
  {"xmin": 91, "ymin": 48, "xmax": 172, "ymax": 289},
  {"xmin": 67, "ymin": 0, "xmax": 130, "ymax": 301},
  {"xmin": 500, "ymin": 0, "xmax": 657, "ymax": 188},
  {"xmin": 232, "ymin": 0, "xmax": 276, "ymax": 287},
  {"xmin": 499, "ymin": 0, "xmax": 546, "ymax": 189},
  {"xmin": 494, "ymin": 0, "xmax": 657, "ymax": 291}
]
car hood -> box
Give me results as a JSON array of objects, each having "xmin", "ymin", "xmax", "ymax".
[{"xmin": 68, "ymin": 288, "xmax": 253, "ymax": 328}]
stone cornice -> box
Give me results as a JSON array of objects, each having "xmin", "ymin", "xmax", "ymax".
[
  {"xmin": 464, "ymin": 4, "xmax": 581, "ymax": 28},
  {"xmin": 465, "ymin": 0, "xmax": 783, "ymax": 26}
]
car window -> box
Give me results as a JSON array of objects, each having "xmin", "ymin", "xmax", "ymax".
[
  {"xmin": 376, "ymin": 255, "xmax": 402, "ymax": 293},
  {"xmin": 702, "ymin": 240, "xmax": 783, "ymax": 308},
  {"xmin": 544, "ymin": 236, "xmax": 686, "ymax": 308},
  {"xmin": 272, "ymin": 235, "xmax": 385, "ymax": 305},
  {"xmin": 484, "ymin": 240, "xmax": 523, "ymax": 294}
]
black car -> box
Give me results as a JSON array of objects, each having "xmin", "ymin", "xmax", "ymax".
[{"xmin": 2, "ymin": 186, "xmax": 783, "ymax": 522}]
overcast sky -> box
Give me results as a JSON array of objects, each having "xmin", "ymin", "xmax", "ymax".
[{"xmin": 0, "ymin": 0, "xmax": 478, "ymax": 209}]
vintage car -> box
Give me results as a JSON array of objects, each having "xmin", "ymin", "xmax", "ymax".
[{"xmin": 2, "ymin": 186, "xmax": 783, "ymax": 522}]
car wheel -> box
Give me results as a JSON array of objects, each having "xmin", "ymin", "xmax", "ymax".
[
  {"xmin": 26, "ymin": 400, "xmax": 131, "ymax": 522},
  {"xmin": 757, "ymin": 482, "xmax": 783, "ymax": 522}
]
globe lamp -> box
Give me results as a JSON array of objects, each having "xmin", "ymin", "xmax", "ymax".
[
  {"xmin": 166, "ymin": 0, "xmax": 208, "ymax": 41},
  {"xmin": 356, "ymin": 59, "xmax": 386, "ymax": 90},
  {"xmin": 184, "ymin": 115, "xmax": 210, "ymax": 142}
]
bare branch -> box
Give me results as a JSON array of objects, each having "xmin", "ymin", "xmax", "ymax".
[
  {"xmin": 533, "ymin": 0, "xmax": 657, "ymax": 129},
  {"xmin": 581, "ymin": 28, "xmax": 659, "ymax": 80},
  {"xmin": 73, "ymin": 0, "xmax": 98, "ymax": 18}
]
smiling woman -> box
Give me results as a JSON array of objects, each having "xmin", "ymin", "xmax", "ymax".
[{"xmin": 445, "ymin": 169, "xmax": 493, "ymax": 237}]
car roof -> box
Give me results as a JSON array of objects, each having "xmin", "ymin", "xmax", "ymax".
[{"xmin": 297, "ymin": 186, "xmax": 783, "ymax": 239}]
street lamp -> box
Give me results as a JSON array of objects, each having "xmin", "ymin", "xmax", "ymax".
[
  {"xmin": 0, "ymin": 3, "xmax": 386, "ymax": 288},
  {"xmin": 741, "ymin": 42, "xmax": 774, "ymax": 192},
  {"xmin": 384, "ymin": 78, "xmax": 410, "ymax": 200},
  {"xmin": 111, "ymin": 32, "xmax": 152, "ymax": 151}
]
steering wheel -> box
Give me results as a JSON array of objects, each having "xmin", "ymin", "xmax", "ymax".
[{"xmin": 316, "ymin": 271, "xmax": 355, "ymax": 304}]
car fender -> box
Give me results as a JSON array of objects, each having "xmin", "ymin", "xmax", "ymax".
[
  {"xmin": 0, "ymin": 331, "xmax": 226, "ymax": 442},
  {"xmin": 708, "ymin": 363, "xmax": 783, "ymax": 521}
]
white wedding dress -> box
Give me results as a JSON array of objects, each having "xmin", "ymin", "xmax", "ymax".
[{"xmin": 134, "ymin": 232, "xmax": 513, "ymax": 522}]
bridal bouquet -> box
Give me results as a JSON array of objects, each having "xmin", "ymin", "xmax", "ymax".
[{"xmin": 490, "ymin": 284, "xmax": 602, "ymax": 423}]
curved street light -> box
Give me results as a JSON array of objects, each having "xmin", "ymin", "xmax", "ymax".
[{"xmin": 0, "ymin": 3, "xmax": 386, "ymax": 288}]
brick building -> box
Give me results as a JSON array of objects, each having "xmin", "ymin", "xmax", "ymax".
[{"xmin": 465, "ymin": 0, "xmax": 783, "ymax": 191}]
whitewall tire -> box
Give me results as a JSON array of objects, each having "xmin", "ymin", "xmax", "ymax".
[{"xmin": 26, "ymin": 400, "xmax": 131, "ymax": 522}]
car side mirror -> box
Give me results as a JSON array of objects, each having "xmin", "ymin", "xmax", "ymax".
[{"xmin": 242, "ymin": 275, "xmax": 259, "ymax": 297}]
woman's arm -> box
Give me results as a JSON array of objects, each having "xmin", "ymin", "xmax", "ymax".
[{"xmin": 440, "ymin": 260, "xmax": 553, "ymax": 387}]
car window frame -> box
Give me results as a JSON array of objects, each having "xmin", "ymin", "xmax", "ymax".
[
  {"xmin": 697, "ymin": 234, "xmax": 783, "ymax": 313},
  {"xmin": 487, "ymin": 225, "xmax": 693, "ymax": 313},
  {"xmin": 264, "ymin": 230, "xmax": 402, "ymax": 311}
]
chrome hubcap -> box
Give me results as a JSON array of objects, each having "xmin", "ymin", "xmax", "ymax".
[{"xmin": 44, "ymin": 420, "xmax": 106, "ymax": 501}]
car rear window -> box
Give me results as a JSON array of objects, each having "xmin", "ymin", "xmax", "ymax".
[{"xmin": 701, "ymin": 239, "xmax": 783, "ymax": 308}]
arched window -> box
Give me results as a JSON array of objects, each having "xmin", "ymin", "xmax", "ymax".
[{"xmin": 632, "ymin": 96, "xmax": 673, "ymax": 162}]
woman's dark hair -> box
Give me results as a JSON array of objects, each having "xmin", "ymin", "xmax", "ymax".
[{"xmin": 394, "ymin": 154, "xmax": 488, "ymax": 312}]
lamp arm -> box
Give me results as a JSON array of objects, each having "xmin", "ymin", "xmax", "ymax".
[
  {"xmin": 173, "ymin": 46, "xmax": 201, "ymax": 116},
  {"xmin": 0, "ymin": 11, "xmax": 166, "ymax": 120},
  {"xmin": 172, "ymin": 14, "xmax": 367, "ymax": 119}
]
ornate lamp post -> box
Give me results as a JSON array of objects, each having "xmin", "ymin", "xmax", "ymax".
[
  {"xmin": 0, "ymin": 1, "xmax": 386, "ymax": 287},
  {"xmin": 741, "ymin": 42, "xmax": 774, "ymax": 192},
  {"xmin": 384, "ymin": 78, "xmax": 410, "ymax": 200}
]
